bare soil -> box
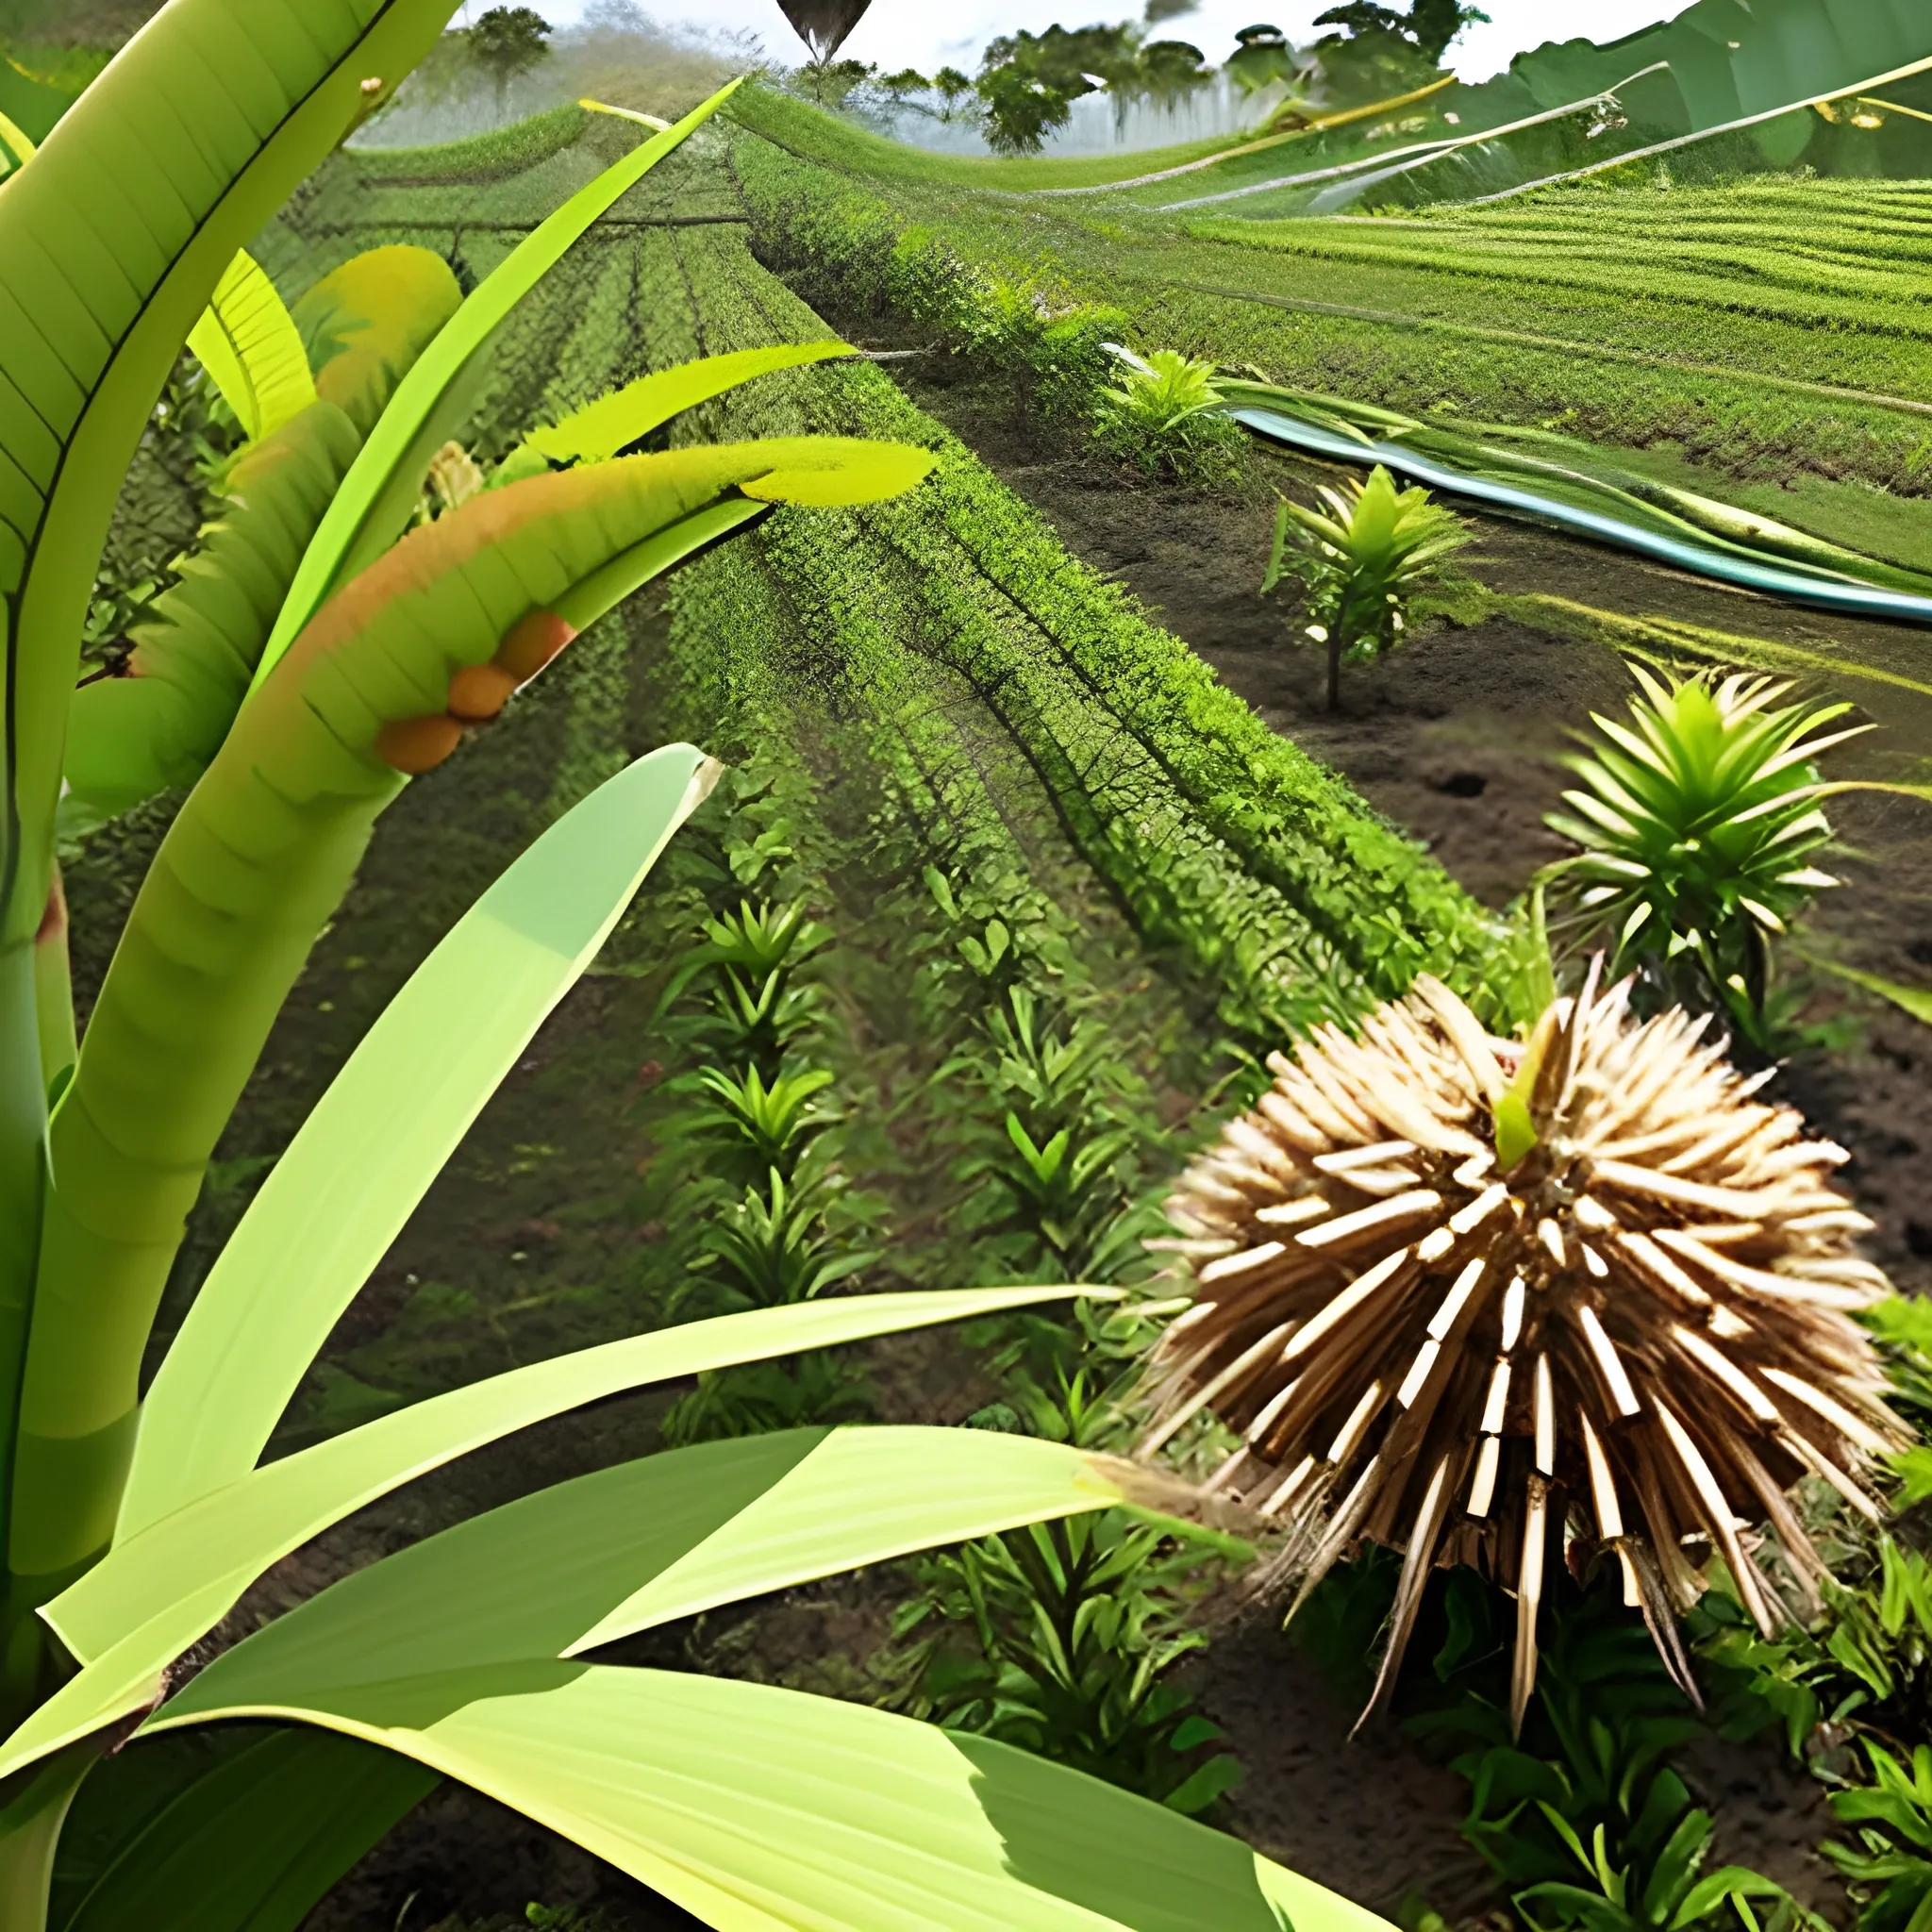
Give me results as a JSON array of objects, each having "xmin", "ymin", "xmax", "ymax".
[{"xmin": 876, "ymin": 349, "xmax": 1932, "ymax": 1310}]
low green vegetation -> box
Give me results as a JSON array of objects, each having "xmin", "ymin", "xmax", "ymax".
[
  {"xmin": 724, "ymin": 93, "xmax": 1932, "ymax": 567},
  {"xmin": 1091, "ymin": 346, "xmax": 1242, "ymax": 481}
]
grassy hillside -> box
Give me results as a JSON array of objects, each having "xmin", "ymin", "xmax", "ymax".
[
  {"xmin": 726, "ymin": 82, "xmax": 1249, "ymax": 192},
  {"xmin": 724, "ymin": 103, "xmax": 1932, "ymax": 565}
]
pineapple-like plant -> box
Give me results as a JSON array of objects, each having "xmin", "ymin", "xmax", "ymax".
[
  {"xmin": 1142, "ymin": 964, "xmax": 1904, "ymax": 1730},
  {"xmin": 1093, "ymin": 345, "xmax": 1241, "ymax": 481},
  {"xmin": 1262, "ymin": 463, "xmax": 1471, "ymax": 711},
  {"xmin": 1541, "ymin": 666, "xmax": 1861, "ymax": 1040}
]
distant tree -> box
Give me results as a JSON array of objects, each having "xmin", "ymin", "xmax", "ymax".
[
  {"xmin": 975, "ymin": 21, "xmax": 1209, "ymax": 154},
  {"xmin": 934, "ymin": 65, "xmax": 975, "ymax": 117},
  {"xmin": 468, "ymin": 5, "xmax": 551, "ymax": 113},
  {"xmin": 1138, "ymin": 38, "xmax": 1210, "ymax": 108},
  {"xmin": 808, "ymin": 57, "xmax": 874, "ymax": 108},
  {"xmin": 1407, "ymin": 0, "xmax": 1489, "ymax": 60},
  {"xmin": 1226, "ymin": 24, "xmax": 1298, "ymax": 99},
  {"xmin": 1307, "ymin": 0, "xmax": 1484, "ymax": 107},
  {"xmin": 1312, "ymin": 0, "xmax": 1488, "ymax": 69},
  {"xmin": 1143, "ymin": 0, "xmax": 1198, "ymax": 21}
]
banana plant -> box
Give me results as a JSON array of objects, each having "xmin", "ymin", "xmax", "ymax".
[{"xmin": 0, "ymin": 5, "xmax": 1404, "ymax": 1926}]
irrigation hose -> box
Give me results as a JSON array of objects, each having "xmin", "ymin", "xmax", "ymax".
[{"xmin": 1231, "ymin": 407, "xmax": 1932, "ymax": 631}]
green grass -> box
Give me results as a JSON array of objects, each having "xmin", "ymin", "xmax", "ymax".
[
  {"xmin": 727, "ymin": 125, "xmax": 1932, "ymax": 573},
  {"xmin": 345, "ymin": 102, "xmax": 591, "ymax": 182},
  {"xmin": 724, "ymin": 80, "xmax": 1249, "ymax": 192}
]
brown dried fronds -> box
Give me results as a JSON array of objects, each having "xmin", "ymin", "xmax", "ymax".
[{"xmin": 1143, "ymin": 966, "xmax": 1905, "ymax": 1733}]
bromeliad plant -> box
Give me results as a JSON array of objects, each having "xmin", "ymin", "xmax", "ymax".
[
  {"xmin": 0, "ymin": 8, "xmax": 1390, "ymax": 1927},
  {"xmin": 1262, "ymin": 463, "xmax": 1471, "ymax": 711},
  {"xmin": 1540, "ymin": 668, "xmax": 1862, "ymax": 1044}
]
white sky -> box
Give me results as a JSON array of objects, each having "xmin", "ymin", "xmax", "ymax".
[{"xmin": 508, "ymin": 3, "xmax": 1690, "ymax": 85}]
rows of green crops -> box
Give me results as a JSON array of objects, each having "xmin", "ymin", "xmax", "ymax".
[
  {"xmin": 265, "ymin": 116, "xmax": 1510, "ymax": 1058},
  {"xmin": 723, "ymin": 92, "xmax": 1932, "ymax": 561},
  {"xmin": 186, "ymin": 108, "xmax": 1519, "ymax": 1449}
]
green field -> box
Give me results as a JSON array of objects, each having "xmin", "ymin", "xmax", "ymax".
[
  {"xmin": 726, "ymin": 88, "xmax": 1932, "ymax": 569},
  {"xmin": 32, "ymin": 45, "xmax": 1932, "ymax": 1925}
]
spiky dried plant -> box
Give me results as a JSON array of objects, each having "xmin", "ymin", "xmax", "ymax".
[{"xmin": 1143, "ymin": 966, "xmax": 1904, "ymax": 1731}]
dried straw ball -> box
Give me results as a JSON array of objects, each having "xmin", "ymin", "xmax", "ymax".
[{"xmin": 1144, "ymin": 967, "xmax": 1905, "ymax": 1729}]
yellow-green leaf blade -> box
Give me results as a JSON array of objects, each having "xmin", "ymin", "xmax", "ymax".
[
  {"xmin": 43, "ymin": 1286, "xmax": 1103, "ymax": 1674},
  {"xmin": 522, "ymin": 342, "xmax": 859, "ymax": 467},
  {"xmin": 186, "ymin": 249, "xmax": 317, "ymax": 443},
  {"xmin": 147, "ymin": 1670, "xmax": 1390, "ymax": 1932},
  {"xmin": 114, "ymin": 742, "xmax": 721, "ymax": 1545},
  {"xmin": 142, "ymin": 1428, "xmax": 1131, "ymax": 1725}
]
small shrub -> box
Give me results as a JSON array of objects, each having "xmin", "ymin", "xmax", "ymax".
[
  {"xmin": 1262, "ymin": 462, "xmax": 1471, "ymax": 709},
  {"xmin": 895, "ymin": 1509, "xmax": 1244, "ymax": 1816},
  {"xmin": 1091, "ymin": 346, "xmax": 1242, "ymax": 483},
  {"xmin": 1829, "ymin": 1740, "xmax": 1932, "ymax": 1932}
]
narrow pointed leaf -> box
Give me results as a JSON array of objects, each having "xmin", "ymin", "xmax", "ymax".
[
  {"xmin": 504, "ymin": 342, "xmax": 859, "ymax": 478},
  {"xmin": 186, "ymin": 250, "xmax": 317, "ymax": 443},
  {"xmin": 40, "ymin": 1289, "xmax": 1100, "ymax": 1689},
  {"xmin": 145, "ymin": 1670, "xmax": 1387, "ymax": 1932},
  {"xmin": 251, "ymin": 75, "xmax": 744, "ymax": 695},
  {"xmin": 6, "ymin": 1299, "xmax": 1107, "ymax": 1790},
  {"xmin": 116, "ymin": 743, "xmax": 721, "ymax": 1543},
  {"xmin": 1802, "ymin": 954, "xmax": 1932, "ymax": 1028},
  {"xmin": 0, "ymin": 108, "xmax": 35, "ymax": 168},
  {"xmin": 145, "ymin": 1428, "xmax": 1137, "ymax": 1723}
]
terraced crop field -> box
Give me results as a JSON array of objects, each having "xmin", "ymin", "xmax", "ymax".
[
  {"xmin": 730, "ymin": 92, "xmax": 1932, "ymax": 566},
  {"xmin": 58, "ymin": 79, "xmax": 1932, "ymax": 1930}
]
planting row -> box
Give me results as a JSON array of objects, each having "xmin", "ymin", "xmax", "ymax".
[{"xmin": 724, "ymin": 94, "xmax": 1932, "ymax": 514}]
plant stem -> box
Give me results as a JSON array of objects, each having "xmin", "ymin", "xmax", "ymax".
[
  {"xmin": 32, "ymin": 872, "xmax": 74, "ymax": 1100},
  {"xmin": 0, "ymin": 939, "xmax": 46, "ymax": 1568},
  {"xmin": 0, "ymin": 1740, "xmax": 93, "ymax": 1932}
]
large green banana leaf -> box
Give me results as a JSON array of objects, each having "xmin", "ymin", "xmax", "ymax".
[
  {"xmin": 11, "ymin": 1289, "xmax": 1095, "ymax": 1783},
  {"xmin": 11, "ymin": 437, "xmax": 933, "ymax": 1602},
  {"xmin": 1434, "ymin": 0, "xmax": 1932, "ymax": 192},
  {"xmin": 0, "ymin": 0, "xmax": 461, "ymax": 952},
  {"xmin": 142, "ymin": 1667, "xmax": 1383, "ymax": 1932},
  {"xmin": 0, "ymin": 2, "xmax": 471, "ymax": 1586},
  {"xmin": 186, "ymin": 250, "xmax": 317, "ymax": 444},
  {"xmin": 255, "ymin": 76, "xmax": 745, "ymax": 691},
  {"xmin": 1467, "ymin": 0, "xmax": 1931, "ymax": 131},
  {"xmin": 53, "ymin": 1728, "xmax": 438, "ymax": 1932},
  {"xmin": 115, "ymin": 743, "xmax": 721, "ymax": 1540}
]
